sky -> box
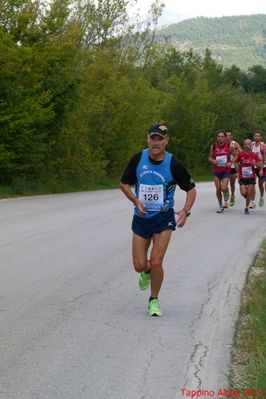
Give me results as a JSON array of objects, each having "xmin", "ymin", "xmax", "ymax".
[{"xmin": 130, "ymin": 0, "xmax": 266, "ymax": 26}]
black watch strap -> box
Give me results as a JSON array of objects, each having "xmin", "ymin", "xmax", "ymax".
[{"xmin": 183, "ymin": 208, "xmax": 191, "ymax": 217}]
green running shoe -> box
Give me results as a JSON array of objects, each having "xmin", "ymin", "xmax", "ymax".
[
  {"xmin": 259, "ymin": 197, "xmax": 264, "ymax": 207},
  {"xmin": 223, "ymin": 191, "xmax": 229, "ymax": 202},
  {"xmin": 139, "ymin": 271, "xmax": 151, "ymax": 291},
  {"xmin": 229, "ymin": 195, "xmax": 235, "ymax": 207},
  {"xmin": 216, "ymin": 206, "xmax": 224, "ymax": 213},
  {"xmin": 148, "ymin": 299, "xmax": 162, "ymax": 317}
]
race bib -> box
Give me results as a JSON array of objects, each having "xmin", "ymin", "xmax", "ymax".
[
  {"xmin": 138, "ymin": 184, "xmax": 164, "ymax": 211},
  {"xmin": 216, "ymin": 155, "xmax": 227, "ymax": 167},
  {"xmin": 242, "ymin": 166, "xmax": 253, "ymax": 177}
]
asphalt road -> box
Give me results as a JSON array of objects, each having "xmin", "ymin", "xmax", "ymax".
[{"xmin": 0, "ymin": 183, "xmax": 265, "ymax": 399}]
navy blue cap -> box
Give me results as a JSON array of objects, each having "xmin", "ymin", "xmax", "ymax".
[{"xmin": 148, "ymin": 124, "xmax": 168, "ymax": 137}]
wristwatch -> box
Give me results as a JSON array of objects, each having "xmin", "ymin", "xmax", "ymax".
[{"xmin": 182, "ymin": 208, "xmax": 191, "ymax": 217}]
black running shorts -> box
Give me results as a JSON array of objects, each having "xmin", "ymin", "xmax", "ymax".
[
  {"xmin": 239, "ymin": 178, "xmax": 256, "ymax": 185},
  {"xmin": 132, "ymin": 208, "xmax": 176, "ymax": 238}
]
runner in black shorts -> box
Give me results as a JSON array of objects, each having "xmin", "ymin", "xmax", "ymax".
[
  {"xmin": 250, "ymin": 130, "xmax": 265, "ymax": 208},
  {"xmin": 234, "ymin": 139, "xmax": 263, "ymax": 214},
  {"xmin": 239, "ymin": 178, "xmax": 256, "ymax": 186},
  {"xmin": 225, "ymin": 130, "xmax": 241, "ymax": 207},
  {"xmin": 120, "ymin": 124, "xmax": 196, "ymax": 316},
  {"xmin": 208, "ymin": 129, "xmax": 231, "ymax": 213}
]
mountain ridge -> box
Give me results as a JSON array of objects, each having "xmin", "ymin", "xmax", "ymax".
[{"xmin": 155, "ymin": 14, "xmax": 266, "ymax": 70}]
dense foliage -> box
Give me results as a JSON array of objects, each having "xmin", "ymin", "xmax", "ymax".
[
  {"xmin": 156, "ymin": 15, "xmax": 266, "ymax": 70},
  {"xmin": 0, "ymin": 1, "xmax": 265, "ymax": 192}
]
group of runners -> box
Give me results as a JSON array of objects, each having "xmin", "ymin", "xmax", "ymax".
[
  {"xmin": 119, "ymin": 124, "xmax": 265, "ymax": 317},
  {"xmin": 209, "ymin": 129, "xmax": 266, "ymax": 214}
]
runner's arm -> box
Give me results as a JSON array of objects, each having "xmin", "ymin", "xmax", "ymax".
[
  {"xmin": 170, "ymin": 157, "xmax": 196, "ymax": 227},
  {"xmin": 175, "ymin": 187, "xmax": 196, "ymax": 228},
  {"xmin": 208, "ymin": 145, "xmax": 218, "ymax": 165},
  {"xmin": 119, "ymin": 183, "xmax": 147, "ymax": 216},
  {"xmin": 256, "ymin": 160, "xmax": 264, "ymax": 176},
  {"xmin": 183, "ymin": 186, "xmax": 197, "ymax": 212},
  {"xmin": 120, "ymin": 153, "xmax": 147, "ymax": 216}
]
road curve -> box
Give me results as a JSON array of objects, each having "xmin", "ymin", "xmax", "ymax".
[{"xmin": 0, "ymin": 183, "xmax": 265, "ymax": 399}]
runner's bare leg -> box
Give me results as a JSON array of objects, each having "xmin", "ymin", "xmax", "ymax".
[{"xmin": 150, "ymin": 230, "xmax": 172, "ymax": 298}]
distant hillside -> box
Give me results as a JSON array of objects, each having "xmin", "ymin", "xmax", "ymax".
[{"xmin": 156, "ymin": 15, "xmax": 266, "ymax": 70}]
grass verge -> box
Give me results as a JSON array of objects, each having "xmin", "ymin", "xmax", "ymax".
[
  {"xmin": 0, "ymin": 176, "xmax": 120, "ymax": 199},
  {"xmin": 0, "ymin": 173, "xmax": 212, "ymax": 199},
  {"xmin": 231, "ymin": 239, "xmax": 266, "ymax": 395}
]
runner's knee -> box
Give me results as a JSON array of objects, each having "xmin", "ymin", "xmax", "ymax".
[
  {"xmin": 133, "ymin": 258, "xmax": 147, "ymax": 273},
  {"xmin": 150, "ymin": 256, "xmax": 163, "ymax": 270}
]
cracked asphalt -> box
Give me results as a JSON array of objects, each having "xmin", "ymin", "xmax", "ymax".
[{"xmin": 0, "ymin": 184, "xmax": 265, "ymax": 399}]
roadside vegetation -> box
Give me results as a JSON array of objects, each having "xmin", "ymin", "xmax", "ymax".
[
  {"xmin": 0, "ymin": 172, "xmax": 213, "ymax": 199},
  {"xmin": 231, "ymin": 239, "xmax": 266, "ymax": 394},
  {"xmin": 0, "ymin": 0, "xmax": 266, "ymax": 198},
  {"xmin": 0, "ymin": 176, "xmax": 120, "ymax": 198}
]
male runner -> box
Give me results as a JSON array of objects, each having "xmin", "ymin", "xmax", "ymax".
[
  {"xmin": 234, "ymin": 139, "xmax": 263, "ymax": 214},
  {"xmin": 250, "ymin": 130, "xmax": 265, "ymax": 208},
  {"xmin": 225, "ymin": 129, "xmax": 241, "ymax": 207},
  {"xmin": 209, "ymin": 129, "xmax": 231, "ymax": 213},
  {"xmin": 264, "ymin": 144, "xmax": 266, "ymax": 195},
  {"xmin": 120, "ymin": 124, "xmax": 196, "ymax": 316}
]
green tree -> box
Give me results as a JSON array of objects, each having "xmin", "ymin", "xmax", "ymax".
[
  {"xmin": 79, "ymin": 46, "xmax": 162, "ymax": 177},
  {"xmin": 0, "ymin": 0, "xmax": 83, "ymax": 184},
  {"xmin": 240, "ymin": 65, "xmax": 266, "ymax": 94}
]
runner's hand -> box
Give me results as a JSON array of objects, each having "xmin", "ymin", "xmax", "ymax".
[
  {"xmin": 135, "ymin": 198, "xmax": 148, "ymax": 216},
  {"xmin": 175, "ymin": 210, "xmax": 187, "ymax": 228}
]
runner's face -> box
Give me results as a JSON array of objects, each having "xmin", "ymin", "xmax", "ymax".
[
  {"xmin": 217, "ymin": 133, "xmax": 226, "ymax": 145},
  {"xmin": 254, "ymin": 133, "xmax": 261, "ymax": 143},
  {"xmin": 244, "ymin": 140, "xmax": 252, "ymax": 151},
  {"xmin": 147, "ymin": 134, "xmax": 169, "ymax": 157},
  {"xmin": 225, "ymin": 132, "xmax": 232, "ymax": 142}
]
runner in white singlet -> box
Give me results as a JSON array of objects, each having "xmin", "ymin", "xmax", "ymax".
[
  {"xmin": 250, "ymin": 130, "xmax": 265, "ymax": 208},
  {"xmin": 225, "ymin": 130, "xmax": 241, "ymax": 207}
]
